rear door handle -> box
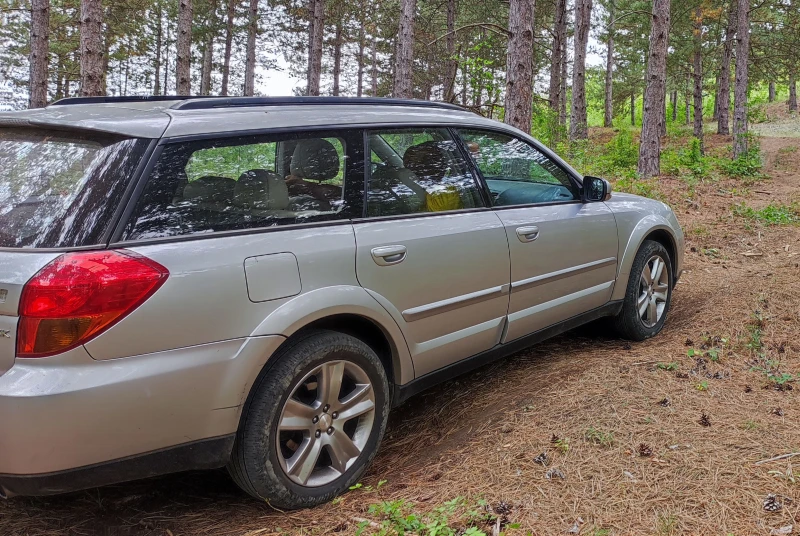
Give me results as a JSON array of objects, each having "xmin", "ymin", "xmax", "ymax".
[
  {"xmin": 516, "ymin": 225, "xmax": 540, "ymax": 243},
  {"xmin": 371, "ymin": 245, "xmax": 407, "ymax": 266}
]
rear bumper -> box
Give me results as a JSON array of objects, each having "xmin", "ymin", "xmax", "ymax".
[{"xmin": 0, "ymin": 335, "xmax": 285, "ymax": 495}]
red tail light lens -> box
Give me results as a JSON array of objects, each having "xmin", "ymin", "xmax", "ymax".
[{"xmin": 17, "ymin": 250, "xmax": 169, "ymax": 358}]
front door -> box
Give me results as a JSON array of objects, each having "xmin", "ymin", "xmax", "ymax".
[
  {"xmin": 456, "ymin": 128, "xmax": 618, "ymax": 343},
  {"xmin": 354, "ymin": 127, "xmax": 511, "ymax": 377}
]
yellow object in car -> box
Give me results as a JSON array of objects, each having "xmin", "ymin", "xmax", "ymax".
[{"xmin": 425, "ymin": 186, "xmax": 463, "ymax": 212}]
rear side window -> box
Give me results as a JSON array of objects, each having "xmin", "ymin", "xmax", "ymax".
[
  {"xmin": 0, "ymin": 128, "xmax": 148, "ymax": 248},
  {"xmin": 123, "ymin": 131, "xmax": 363, "ymax": 240}
]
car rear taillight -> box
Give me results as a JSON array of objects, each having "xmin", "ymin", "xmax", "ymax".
[{"xmin": 17, "ymin": 250, "xmax": 168, "ymax": 358}]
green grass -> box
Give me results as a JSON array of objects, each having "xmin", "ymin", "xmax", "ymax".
[
  {"xmin": 585, "ymin": 427, "xmax": 615, "ymax": 447},
  {"xmin": 733, "ymin": 203, "xmax": 800, "ymax": 225}
]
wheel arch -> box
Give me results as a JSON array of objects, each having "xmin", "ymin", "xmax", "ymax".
[{"xmin": 611, "ymin": 218, "xmax": 680, "ymax": 301}]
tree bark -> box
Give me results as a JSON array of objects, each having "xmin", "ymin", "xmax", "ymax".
[
  {"xmin": 790, "ymin": 72, "xmax": 798, "ymax": 112},
  {"xmin": 768, "ymin": 81, "xmax": 775, "ymax": 102},
  {"xmin": 371, "ymin": 35, "xmax": 378, "ymax": 96},
  {"xmin": 717, "ymin": 0, "xmax": 735, "ymax": 135},
  {"xmin": 504, "ymin": 0, "xmax": 535, "ymax": 133},
  {"xmin": 443, "ymin": 0, "xmax": 458, "ymax": 102},
  {"xmin": 29, "ymin": 0, "xmax": 50, "ymax": 108},
  {"xmin": 570, "ymin": 0, "xmax": 592, "ymax": 140},
  {"xmin": 549, "ymin": 0, "xmax": 567, "ymax": 114},
  {"xmin": 631, "ymin": 93, "xmax": 635, "ymax": 126},
  {"xmin": 332, "ymin": 20, "xmax": 343, "ymax": 96},
  {"xmin": 393, "ymin": 0, "xmax": 416, "ymax": 98},
  {"xmin": 200, "ymin": 34, "xmax": 213, "ymax": 94},
  {"xmin": 637, "ymin": 0, "xmax": 670, "ymax": 178},
  {"xmin": 176, "ymin": 0, "xmax": 193, "ymax": 95},
  {"xmin": 356, "ymin": 3, "xmax": 365, "ymax": 97},
  {"xmin": 79, "ymin": 0, "xmax": 104, "ymax": 96},
  {"xmin": 243, "ymin": 0, "xmax": 258, "ymax": 96},
  {"xmin": 559, "ymin": 32, "xmax": 567, "ymax": 126},
  {"xmin": 671, "ymin": 90, "xmax": 677, "ymax": 121},
  {"xmin": 693, "ymin": 5, "xmax": 704, "ymax": 153},
  {"xmin": 154, "ymin": 4, "xmax": 163, "ymax": 95},
  {"xmin": 604, "ymin": 4, "xmax": 615, "ymax": 128},
  {"xmin": 306, "ymin": 0, "xmax": 325, "ymax": 96},
  {"xmin": 732, "ymin": 0, "xmax": 749, "ymax": 158},
  {"xmin": 221, "ymin": 0, "xmax": 236, "ymax": 95}
]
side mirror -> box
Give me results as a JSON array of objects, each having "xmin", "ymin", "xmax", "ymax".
[{"xmin": 582, "ymin": 176, "xmax": 612, "ymax": 202}]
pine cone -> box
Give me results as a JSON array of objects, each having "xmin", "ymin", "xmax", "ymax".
[
  {"xmin": 493, "ymin": 501, "xmax": 512, "ymax": 516},
  {"xmin": 763, "ymin": 494, "xmax": 783, "ymax": 512},
  {"xmin": 551, "ymin": 434, "xmax": 560, "ymax": 444},
  {"xmin": 658, "ymin": 397, "xmax": 671, "ymax": 407},
  {"xmin": 638, "ymin": 443, "xmax": 653, "ymax": 457},
  {"xmin": 698, "ymin": 412, "xmax": 711, "ymax": 427},
  {"xmin": 533, "ymin": 452, "xmax": 549, "ymax": 466}
]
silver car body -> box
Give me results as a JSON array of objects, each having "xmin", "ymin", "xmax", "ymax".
[{"xmin": 0, "ymin": 99, "xmax": 683, "ymax": 495}]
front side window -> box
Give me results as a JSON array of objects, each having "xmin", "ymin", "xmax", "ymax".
[
  {"xmin": 457, "ymin": 129, "xmax": 578, "ymax": 206},
  {"xmin": 124, "ymin": 131, "xmax": 361, "ymax": 240},
  {"xmin": 366, "ymin": 128, "xmax": 484, "ymax": 217}
]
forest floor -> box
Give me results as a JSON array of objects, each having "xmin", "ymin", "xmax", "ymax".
[{"xmin": 2, "ymin": 106, "xmax": 800, "ymax": 536}]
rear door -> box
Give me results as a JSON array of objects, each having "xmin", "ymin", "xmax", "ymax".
[
  {"xmin": 354, "ymin": 127, "xmax": 511, "ymax": 378},
  {"xmin": 456, "ymin": 128, "xmax": 618, "ymax": 343}
]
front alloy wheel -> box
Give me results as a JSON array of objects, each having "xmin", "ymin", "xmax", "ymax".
[{"xmin": 638, "ymin": 254, "xmax": 670, "ymax": 328}]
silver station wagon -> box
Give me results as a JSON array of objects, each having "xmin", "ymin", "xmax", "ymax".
[{"xmin": 0, "ymin": 96, "xmax": 683, "ymax": 508}]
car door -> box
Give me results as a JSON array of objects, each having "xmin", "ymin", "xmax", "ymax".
[
  {"xmin": 353, "ymin": 127, "xmax": 511, "ymax": 378},
  {"xmin": 456, "ymin": 128, "xmax": 618, "ymax": 343}
]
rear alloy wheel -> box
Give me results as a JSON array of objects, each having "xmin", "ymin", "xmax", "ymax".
[
  {"xmin": 612, "ymin": 240, "xmax": 673, "ymax": 341},
  {"xmin": 228, "ymin": 330, "xmax": 389, "ymax": 509}
]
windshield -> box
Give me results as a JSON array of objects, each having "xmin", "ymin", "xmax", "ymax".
[{"xmin": 0, "ymin": 128, "xmax": 147, "ymax": 248}]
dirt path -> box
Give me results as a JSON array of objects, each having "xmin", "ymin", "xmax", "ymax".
[{"xmin": 3, "ymin": 125, "xmax": 800, "ymax": 536}]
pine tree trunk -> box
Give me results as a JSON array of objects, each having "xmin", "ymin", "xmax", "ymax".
[
  {"xmin": 332, "ymin": 21, "xmax": 343, "ymax": 96},
  {"xmin": 356, "ymin": 4, "xmax": 365, "ymax": 97},
  {"xmin": 221, "ymin": 0, "xmax": 236, "ymax": 96},
  {"xmin": 570, "ymin": 0, "xmax": 592, "ymax": 140},
  {"xmin": 637, "ymin": 0, "xmax": 670, "ymax": 178},
  {"xmin": 154, "ymin": 5, "xmax": 162, "ymax": 96},
  {"xmin": 732, "ymin": 0, "xmax": 750, "ymax": 158},
  {"xmin": 559, "ymin": 35, "xmax": 567, "ymax": 126},
  {"xmin": 393, "ymin": 0, "xmax": 416, "ymax": 98},
  {"xmin": 443, "ymin": 0, "xmax": 457, "ymax": 102},
  {"xmin": 371, "ymin": 35, "xmax": 378, "ymax": 96},
  {"xmin": 200, "ymin": 37, "xmax": 213, "ymax": 94},
  {"xmin": 549, "ymin": 0, "xmax": 566, "ymax": 113},
  {"xmin": 604, "ymin": 18, "xmax": 614, "ymax": 127},
  {"xmin": 630, "ymin": 93, "xmax": 635, "ymax": 126},
  {"xmin": 163, "ymin": 21, "xmax": 170, "ymax": 93},
  {"xmin": 307, "ymin": 0, "xmax": 325, "ymax": 96},
  {"xmin": 504, "ymin": 0, "xmax": 534, "ymax": 133},
  {"xmin": 789, "ymin": 72, "xmax": 798, "ymax": 112},
  {"xmin": 29, "ymin": 0, "xmax": 50, "ymax": 108},
  {"xmin": 671, "ymin": 90, "xmax": 677, "ymax": 121},
  {"xmin": 717, "ymin": 0, "xmax": 735, "ymax": 135},
  {"xmin": 79, "ymin": 0, "xmax": 104, "ymax": 96},
  {"xmin": 693, "ymin": 5, "xmax": 704, "ymax": 153},
  {"xmin": 712, "ymin": 74, "xmax": 719, "ymax": 120},
  {"xmin": 176, "ymin": 0, "xmax": 193, "ymax": 95},
  {"xmin": 55, "ymin": 59, "xmax": 63, "ymax": 100},
  {"xmin": 243, "ymin": 0, "xmax": 257, "ymax": 96}
]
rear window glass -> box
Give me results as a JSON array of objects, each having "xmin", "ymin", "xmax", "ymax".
[{"xmin": 0, "ymin": 128, "xmax": 147, "ymax": 248}]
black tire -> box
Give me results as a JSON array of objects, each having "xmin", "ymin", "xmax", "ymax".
[
  {"xmin": 227, "ymin": 329, "xmax": 390, "ymax": 509},
  {"xmin": 612, "ymin": 240, "xmax": 674, "ymax": 341}
]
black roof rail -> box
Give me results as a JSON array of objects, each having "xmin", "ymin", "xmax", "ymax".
[
  {"xmin": 170, "ymin": 96, "xmax": 466, "ymax": 111},
  {"xmin": 50, "ymin": 95, "xmax": 207, "ymax": 106}
]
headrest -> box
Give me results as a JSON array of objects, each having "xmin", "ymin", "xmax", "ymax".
[
  {"xmin": 234, "ymin": 169, "xmax": 290, "ymax": 210},
  {"xmin": 290, "ymin": 139, "xmax": 340, "ymax": 182},
  {"xmin": 403, "ymin": 141, "xmax": 450, "ymax": 181},
  {"xmin": 182, "ymin": 176, "xmax": 236, "ymax": 203}
]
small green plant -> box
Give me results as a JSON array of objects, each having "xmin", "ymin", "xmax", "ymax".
[
  {"xmin": 605, "ymin": 129, "xmax": 639, "ymax": 170},
  {"xmin": 657, "ymin": 362, "xmax": 679, "ymax": 371},
  {"xmin": 678, "ymin": 137, "xmax": 711, "ymax": 178},
  {"xmin": 734, "ymin": 203, "xmax": 799, "ymax": 225},
  {"xmin": 585, "ymin": 427, "xmax": 615, "ymax": 447},
  {"xmin": 720, "ymin": 138, "xmax": 764, "ymax": 180},
  {"xmin": 554, "ymin": 437, "xmax": 570, "ymax": 453},
  {"xmin": 615, "ymin": 176, "xmax": 662, "ymax": 199},
  {"xmin": 657, "ymin": 513, "xmax": 679, "ymax": 535},
  {"xmin": 743, "ymin": 419, "xmax": 759, "ymax": 431},
  {"xmin": 695, "ymin": 381, "xmax": 709, "ymax": 391}
]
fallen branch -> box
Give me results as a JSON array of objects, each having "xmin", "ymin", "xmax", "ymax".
[
  {"xmin": 740, "ymin": 251, "xmax": 764, "ymax": 257},
  {"xmin": 755, "ymin": 452, "xmax": 800, "ymax": 465}
]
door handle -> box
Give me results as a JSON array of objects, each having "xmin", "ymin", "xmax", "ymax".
[
  {"xmin": 516, "ymin": 225, "xmax": 540, "ymax": 243},
  {"xmin": 371, "ymin": 245, "xmax": 407, "ymax": 266}
]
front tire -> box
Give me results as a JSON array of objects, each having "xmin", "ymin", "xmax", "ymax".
[
  {"xmin": 612, "ymin": 240, "xmax": 674, "ymax": 341},
  {"xmin": 228, "ymin": 330, "xmax": 390, "ymax": 508}
]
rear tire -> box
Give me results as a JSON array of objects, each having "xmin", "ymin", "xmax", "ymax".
[
  {"xmin": 612, "ymin": 240, "xmax": 673, "ymax": 341},
  {"xmin": 228, "ymin": 329, "xmax": 390, "ymax": 509}
]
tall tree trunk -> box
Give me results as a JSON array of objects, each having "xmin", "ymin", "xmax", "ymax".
[
  {"xmin": 631, "ymin": 93, "xmax": 635, "ymax": 125},
  {"xmin": 671, "ymin": 89, "xmax": 677, "ymax": 121},
  {"xmin": 443, "ymin": 0, "xmax": 458, "ymax": 102},
  {"xmin": 712, "ymin": 74, "xmax": 719, "ymax": 120},
  {"xmin": 243, "ymin": 0, "xmax": 257, "ymax": 95},
  {"xmin": 637, "ymin": 0, "xmax": 670, "ymax": 177},
  {"xmin": 306, "ymin": 0, "xmax": 325, "ymax": 96},
  {"xmin": 55, "ymin": 59, "xmax": 64, "ymax": 100},
  {"xmin": 789, "ymin": 72, "xmax": 798, "ymax": 112},
  {"xmin": 332, "ymin": 20, "xmax": 343, "ymax": 95},
  {"xmin": 732, "ymin": 0, "xmax": 749, "ymax": 158},
  {"xmin": 163, "ymin": 20, "xmax": 170, "ymax": 93},
  {"xmin": 717, "ymin": 0, "xmax": 735, "ymax": 134},
  {"xmin": 370, "ymin": 35, "xmax": 378, "ymax": 96},
  {"xmin": 221, "ymin": 0, "xmax": 236, "ymax": 95},
  {"xmin": 685, "ymin": 74, "xmax": 691, "ymax": 124},
  {"xmin": 768, "ymin": 81, "xmax": 775, "ymax": 102},
  {"xmin": 393, "ymin": 0, "xmax": 416, "ymax": 98},
  {"xmin": 356, "ymin": 3, "xmax": 365, "ymax": 97},
  {"xmin": 570, "ymin": 0, "xmax": 591, "ymax": 140},
  {"xmin": 693, "ymin": 5, "xmax": 704, "ymax": 153},
  {"xmin": 176, "ymin": 0, "xmax": 193, "ymax": 95},
  {"xmin": 559, "ymin": 33, "xmax": 568, "ymax": 126},
  {"xmin": 504, "ymin": 0, "xmax": 535, "ymax": 133},
  {"xmin": 549, "ymin": 0, "xmax": 566, "ymax": 113},
  {"xmin": 29, "ymin": 0, "xmax": 50, "ymax": 108},
  {"xmin": 79, "ymin": 0, "xmax": 104, "ymax": 96},
  {"xmin": 154, "ymin": 4, "xmax": 163, "ymax": 96},
  {"xmin": 200, "ymin": 37, "xmax": 213, "ymax": 94},
  {"xmin": 603, "ymin": 0, "xmax": 615, "ymax": 127}
]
